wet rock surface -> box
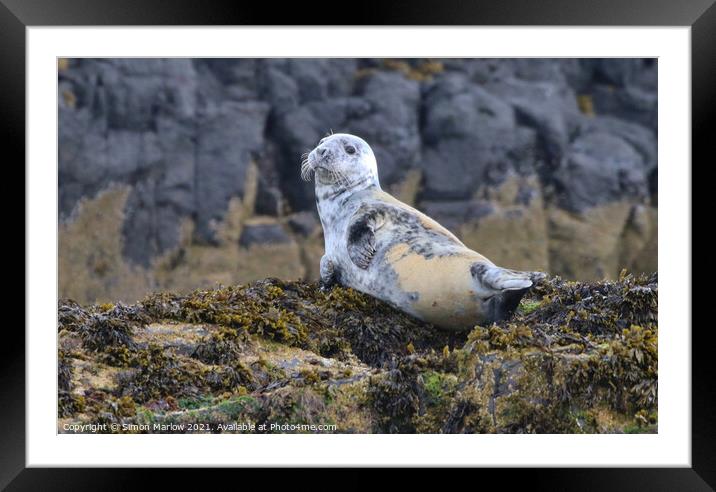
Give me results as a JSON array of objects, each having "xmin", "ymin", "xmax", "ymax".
[{"xmin": 58, "ymin": 273, "xmax": 657, "ymax": 434}]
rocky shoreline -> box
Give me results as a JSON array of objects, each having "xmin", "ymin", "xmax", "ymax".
[{"xmin": 58, "ymin": 272, "xmax": 657, "ymax": 434}]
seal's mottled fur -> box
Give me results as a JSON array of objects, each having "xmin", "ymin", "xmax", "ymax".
[{"xmin": 304, "ymin": 133, "xmax": 544, "ymax": 331}]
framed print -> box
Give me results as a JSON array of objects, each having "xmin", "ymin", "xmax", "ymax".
[{"xmin": 5, "ymin": 0, "xmax": 712, "ymax": 486}]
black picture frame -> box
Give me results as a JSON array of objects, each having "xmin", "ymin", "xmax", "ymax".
[{"xmin": 4, "ymin": 0, "xmax": 711, "ymax": 488}]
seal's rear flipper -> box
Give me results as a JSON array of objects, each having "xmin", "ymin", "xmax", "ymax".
[
  {"xmin": 471, "ymin": 263, "xmax": 546, "ymax": 322},
  {"xmin": 494, "ymin": 287, "xmax": 531, "ymax": 321},
  {"xmin": 471, "ymin": 263, "xmax": 533, "ymax": 291}
]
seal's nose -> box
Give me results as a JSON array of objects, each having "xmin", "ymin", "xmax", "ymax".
[{"xmin": 318, "ymin": 147, "xmax": 328, "ymax": 157}]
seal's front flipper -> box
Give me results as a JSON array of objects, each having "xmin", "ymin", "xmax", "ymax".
[
  {"xmin": 346, "ymin": 208, "xmax": 385, "ymax": 270},
  {"xmin": 319, "ymin": 255, "xmax": 340, "ymax": 290}
]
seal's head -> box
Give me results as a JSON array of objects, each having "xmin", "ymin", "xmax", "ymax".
[{"xmin": 301, "ymin": 133, "xmax": 379, "ymax": 188}]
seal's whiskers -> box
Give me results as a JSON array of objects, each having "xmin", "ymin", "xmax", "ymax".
[{"xmin": 300, "ymin": 158, "xmax": 314, "ymax": 181}]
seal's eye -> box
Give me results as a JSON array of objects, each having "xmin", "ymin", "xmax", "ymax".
[{"xmin": 345, "ymin": 145, "xmax": 356, "ymax": 155}]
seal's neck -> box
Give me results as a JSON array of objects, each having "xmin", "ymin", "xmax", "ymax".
[{"xmin": 315, "ymin": 174, "xmax": 380, "ymax": 203}]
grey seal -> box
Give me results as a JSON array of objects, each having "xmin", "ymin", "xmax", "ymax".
[{"xmin": 302, "ymin": 133, "xmax": 544, "ymax": 331}]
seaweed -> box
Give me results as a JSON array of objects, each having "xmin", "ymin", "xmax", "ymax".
[
  {"xmin": 192, "ymin": 327, "xmax": 251, "ymax": 365},
  {"xmin": 58, "ymin": 349, "xmax": 83, "ymax": 417},
  {"xmin": 205, "ymin": 361, "xmax": 257, "ymax": 393},
  {"xmin": 141, "ymin": 280, "xmax": 309, "ymax": 346},
  {"xmin": 140, "ymin": 278, "xmax": 463, "ymax": 367},
  {"xmin": 57, "ymin": 273, "xmax": 658, "ymax": 434},
  {"xmin": 522, "ymin": 272, "xmax": 657, "ymax": 336},
  {"xmin": 367, "ymin": 356, "xmax": 427, "ymax": 433},
  {"xmin": 58, "ymin": 349, "xmax": 73, "ymax": 392},
  {"xmin": 250, "ymin": 386, "xmax": 331, "ymax": 433},
  {"xmin": 58, "ymin": 299, "xmax": 147, "ymax": 351},
  {"xmin": 115, "ymin": 345, "xmax": 206, "ymax": 403}
]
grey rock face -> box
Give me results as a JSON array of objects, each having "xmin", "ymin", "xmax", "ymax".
[
  {"xmin": 578, "ymin": 58, "xmax": 658, "ymax": 131},
  {"xmin": 484, "ymin": 76, "xmax": 580, "ymax": 166},
  {"xmin": 287, "ymin": 212, "xmax": 320, "ymax": 237},
  {"xmin": 193, "ymin": 100, "xmax": 269, "ymax": 241},
  {"xmin": 239, "ymin": 222, "xmax": 292, "ymax": 247},
  {"xmin": 419, "ymin": 73, "xmax": 521, "ymax": 200},
  {"xmin": 269, "ymin": 69, "xmax": 421, "ymax": 210},
  {"xmin": 419, "ymin": 200, "xmax": 495, "ymax": 232},
  {"xmin": 59, "ymin": 58, "xmax": 657, "ymax": 268},
  {"xmin": 555, "ymin": 131, "xmax": 648, "ymax": 212},
  {"xmin": 59, "ymin": 59, "xmax": 271, "ymax": 265}
]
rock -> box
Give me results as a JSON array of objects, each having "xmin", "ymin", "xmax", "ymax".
[
  {"xmin": 259, "ymin": 65, "xmax": 300, "ymax": 113},
  {"xmin": 618, "ymin": 204, "xmax": 658, "ymax": 274},
  {"xmin": 198, "ymin": 59, "xmax": 259, "ymax": 90},
  {"xmin": 547, "ymin": 201, "xmax": 633, "ymax": 280},
  {"xmin": 484, "ymin": 76, "xmax": 581, "ymax": 164},
  {"xmin": 443, "ymin": 58, "xmax": 516, "ymax": 84},
  {"xmin": 194, "ymin": 100, "xmax": 269, "ymax": 242},
  {"xmin": 388, "ymin": 168, "xmax": 423, "ymax": 207},
  {"xmin": 459, "ymin": 176, "xmax": 550, "ymax": 272},
  {"xmin": 104, "ymin": 73, "xmax": 166, "ymax": 131},
  {"xmin": 59, "ymin": 186, "xmax": 154, "ymax": 305},
  {"xmin": 419, "ymin": 73, "xmax": 518, "ymax": 199},
  {"xmin": 259, "ymin": 59, "xmax": 357, "ymax": 114},
  {"xmin": 287, "ymin": 212, "xmax": 320, "ymax": 237},
  {"xmin": 553, "ymin": 131, "xmax": 648, "ymax": 213},
  {"xmin": 58, "ymin": 105, "xmax": 109, "ymax": 203},
  {"xmin": 57, "ymin": 274, "xmax": 658, "ymax": 434},
  {"xmin": 270, "ymin": 96, "xmax": 373, "ymax": 211},
  {"xmin": 512, "ymin": 59, "xmax": 581, "ymax": 85},
  {"xmin": 419, "ymin": 199, "xmax": 494, "ymax": 232},
  {"xmin": 254, "ymin": 182, "xmax": 285, "ymax": 216},
  {"xmin": 122, "ymin": 180, "xmax": 161, "ymax": 263},
  {"xmin": 423, "ymin": 72, "xmax": 515, "ymax": 144},
  {"xmin": 57, "ymin": 58, "xmax": 658, "ymax": 300},
  {"xmin": 348, "ymin": 71, "xmax": 422, "ymax": 184},
  {"xmin": 577, "ymin": 116, "xmax": 657, "ymax": 173},
  {"xmin": 270, "ymin": 69, "xmax": 421, "ymax": 210},
  {"xmin": 649, "ymin": 168, "xmax": 658, "ymax": 206},
  {"xmin": 239, "ymin": 221, "xmax": 292, "ymax": 247},
  {"xmin": 590, "ymin": 84, "xmax": 658, "ymax": 131},
  {"xmin": 587, "ymin": 58, "xmax": 657, "ymax": 90},
  {"xmin": 576, "ymin": 59, "xmax": 658, "ymax": 131},
  {"xmin": 59, "ymin": 59, "xmax": 272, "ymax": 265}
]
